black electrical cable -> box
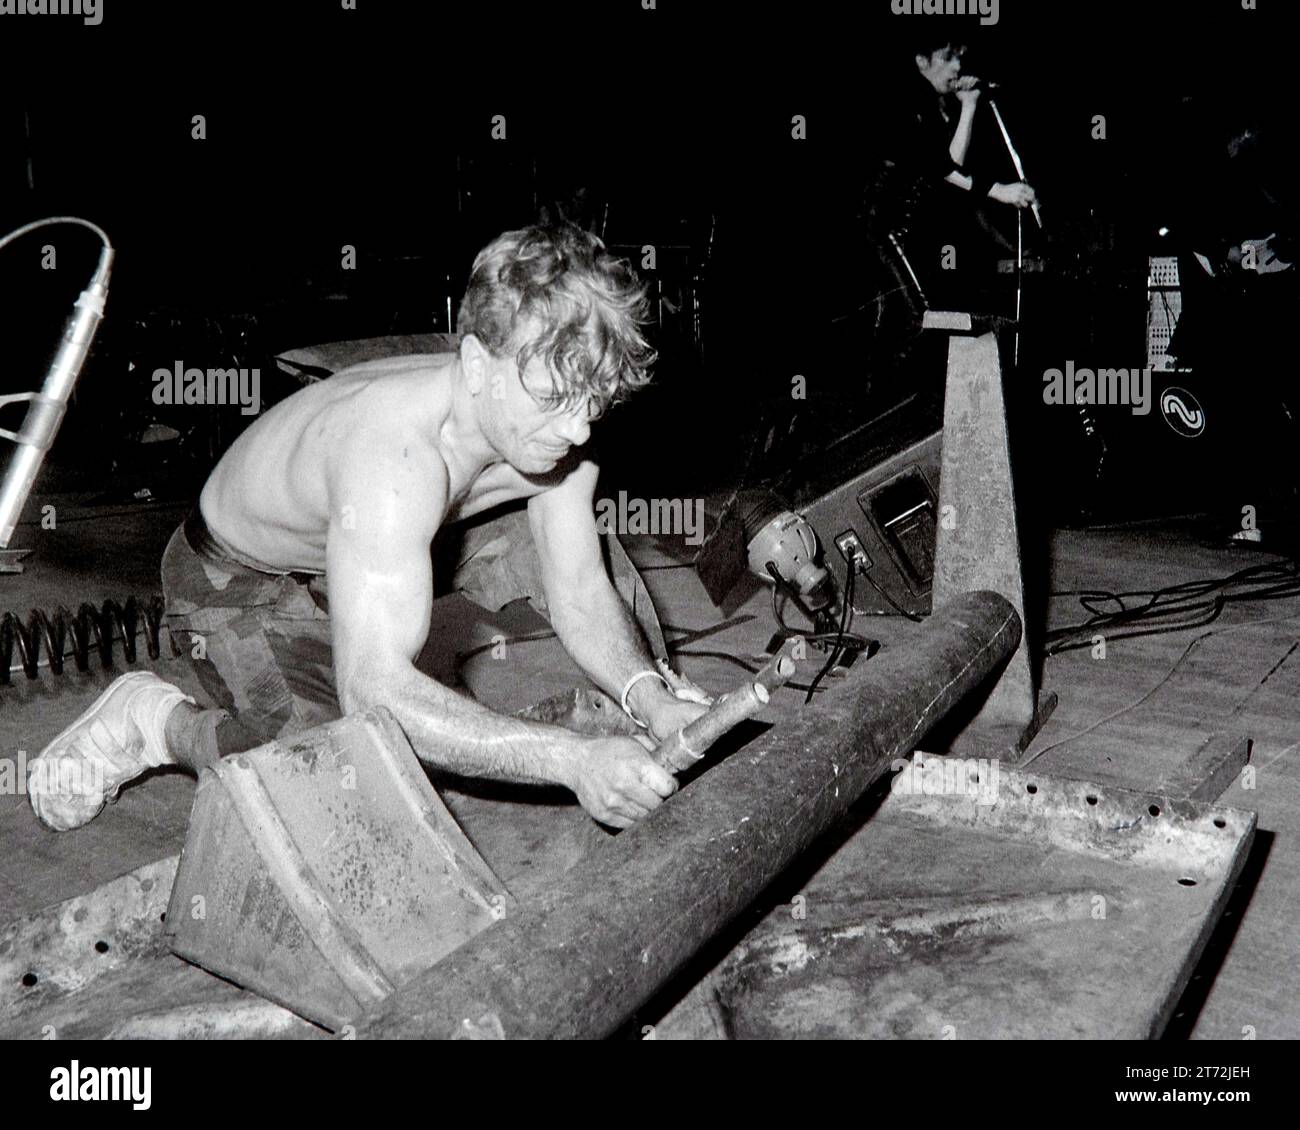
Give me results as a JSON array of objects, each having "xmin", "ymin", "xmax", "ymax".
[
  {"xmin": 668, "ymin": 649, "xmax": 829, "ymax": 695},
  {"xmin": 660, "ymin": 616, "xmax": 755, "ymax": 647},
  {"xmin": 1045, "ymin": 556, "xmax": 1300, "ymax": 654},
  {"xmin": 1025, "ymin": 610, "xmax": 1300, "ymax": 765},
  {"xmin": 771, "ymin": 574, "xmax": 794, "ymax": 634},
  {"xmin": 856, "ymin": 565, "xmax": 925, "ymax": 622},
  {"xmin": 804, "ymin": 565, "xmax": 857, "ymax": 704},
  {"xmin": 766, "ymin": 561, "xmax": 817, "ymax": 627},
  {"xmin": 766, "ymin": 562, "xmax": 872, "ymax": 651},
  {"xmin": 453, "ymin": 629, "xmax": 557, "ymax": 667}
]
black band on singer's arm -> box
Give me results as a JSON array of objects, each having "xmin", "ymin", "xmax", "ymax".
[{"xmin": 965, "ymin": 170, "xmax": 992, "ymax": 199}]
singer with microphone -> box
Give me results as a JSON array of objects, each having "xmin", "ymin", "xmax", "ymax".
[{"xmin": 862, "ymin": 38, "xmax": 1038, "ymax": 316}]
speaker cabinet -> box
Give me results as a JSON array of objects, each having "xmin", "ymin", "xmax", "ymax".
[{"xmin": 783, "ymin": 393, "xmax": 943, "ymax": 618}]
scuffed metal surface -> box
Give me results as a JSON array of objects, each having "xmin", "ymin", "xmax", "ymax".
[
  {"xmin": 654, "ymin": 763, "xmax": 1254, "ymax": 1039},
  {"xmin": 358, "ymin": 592, "xmax": 1024, "ymax": 1039},
  {"xmin": 166, "ymin": 708, "xmax": 511, "ymax": 1031},
  {"xmin": 0, "ymin": 856, "xmax": 176, "ymax": 1021},
  {"xmin": 0, "ymin": 856, "xmax": 320, "ymax": 1040},
  {"xmin": 930, "ymin": 331, "xmax": 1041, "ymax": 750}
]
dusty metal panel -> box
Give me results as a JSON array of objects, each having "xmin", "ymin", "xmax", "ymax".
[
  {"xmin": 0, "ymin": 723, "xmax": 1250, "ymax": 1041},
  {"xmin": 164, "ymin": 709, "xmax": 511, "ymax": 1031},
  {"xmin": 0, "ymin": 856, "xmax": 319, "ymax": 1040},
  {"xmin": 653, "ymin": 763, "xmax": 1255, "ymax": 1039}
]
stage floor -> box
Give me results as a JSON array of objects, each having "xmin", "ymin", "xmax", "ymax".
[{"xmin": 2, "ymin": 491, "xmax": 1297, "ymax": 1038}]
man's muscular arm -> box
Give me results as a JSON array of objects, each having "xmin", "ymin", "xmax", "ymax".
[
  {"xmin": 528, "ymin": 460, "xmax": 708, "ymax": 748},
  {"xmin": 326, "ymin": 440, "xmax": 675, "ymax": 827}
]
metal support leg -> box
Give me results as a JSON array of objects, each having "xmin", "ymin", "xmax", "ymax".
[{"xmin": 927, "ymin": 329, "xmax": 1055, "ymax": 759}]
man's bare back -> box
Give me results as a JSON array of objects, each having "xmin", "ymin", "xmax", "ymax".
[{"xmin": 199, "ymin": 352, "xmax": 552, "ymax": 573}]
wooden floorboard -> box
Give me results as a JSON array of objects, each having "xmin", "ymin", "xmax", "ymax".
[
  {"xmin": 2, "ymin": 511, "xmax": 1297, "ymax": 1038},
  {"xmin": 1030, "ymin": 526, "xmax": 1300, "ymax": 1038}
]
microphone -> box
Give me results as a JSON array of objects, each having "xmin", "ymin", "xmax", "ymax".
[
  {"xmin": 955, "ymin": 76, "xmax": 1001, "ymax": 92},
  {"xmin": 0, "ymin": 234, "xmax": 114, "ymax": 547}
]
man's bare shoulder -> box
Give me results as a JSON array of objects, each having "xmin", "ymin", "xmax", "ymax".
[
  {"xmin": 328, "ymin": 433, "xmax": 450, "ymax": 549},
  {"xmin": 321, "ymin": 362, "xmax": 456, "ymax": 541}
]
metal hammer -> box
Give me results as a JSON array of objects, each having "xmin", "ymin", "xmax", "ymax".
[{"xmin": 652, "ymin": 637, "xmax": 803, "ymax": 772}]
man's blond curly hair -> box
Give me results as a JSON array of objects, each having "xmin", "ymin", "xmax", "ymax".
[{"xmin": 457, "ymin": 223, "xmax": 657, "ymax": 418}]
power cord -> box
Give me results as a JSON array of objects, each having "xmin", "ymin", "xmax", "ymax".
[
  {"xmin": 1045, "ymin": 556, "xmax": 1300, "ymax": 655},
  {"xmin": 766, "ymin": 562, "xmax": 874, "ymax": 652},
  {"xmin": 856, "ymin": 564, "xmax": 925, "ymax": 622},
  {"xmin": 1025, "ymin": 611, "xmax": 1300, "ymax": 765},
  {"xmin": 669, "ymin": 649, "xmax": 834, "ymax": 695},
  {"xmin": 804, "ymin": 564, "xmax": 858, "ymax": 703}
]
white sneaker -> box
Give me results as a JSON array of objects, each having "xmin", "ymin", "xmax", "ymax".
[{"xmin": 28, "ymin": 671, "xmax": 194, "ymax": 831}]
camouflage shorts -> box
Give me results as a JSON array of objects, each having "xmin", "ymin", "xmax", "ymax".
[{"xmin": 161, "ymin": 505, "xmax": 665, "ymax": 751}]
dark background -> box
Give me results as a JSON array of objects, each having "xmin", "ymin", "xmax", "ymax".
[{"xmin": 2, "ymin": 0, "xmax": 1294, "ymax": 520}]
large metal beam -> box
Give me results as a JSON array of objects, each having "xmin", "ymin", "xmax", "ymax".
[
  {"xmin": 359, "ymin": 590, "xmax": 1022, "ymax": 1040},
  {"xmin": 929, "ymin": 328, "xmax": 1055, "ymax": 758}
]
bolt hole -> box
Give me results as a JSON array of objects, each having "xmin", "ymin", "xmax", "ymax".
[
  {"xmin": 1148, "ymin": 804, "xmax": 1162, "ymax": 817},
  {"xmin": 1178, "ymin": 877, "xmax": 1198, "ymax": 887},
  {"xmin": 159, "ymin": 912, "xmax": 166, "ymax": 923},
  {"xmin": 1213, "ymin": 818, "xmax": 1226, "ymax": 829},
  {"xmin": 94, "ymin": 940, "xmax": 110, "ymax": 954},
  {"xmin": 1026, "ymin": 783, "xmax": 1038, "ymax": 795},
  {"xmin": 21, "ymin": 972, "xmax": 37, "ymax": 987},
  {"xmin": 1086, "ymin": 795, "xmax": 1098, "ymax": 806}
]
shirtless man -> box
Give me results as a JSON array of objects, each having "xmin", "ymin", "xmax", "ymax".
[{"xmin": 30, "ymin": 223, "xmax": 708, "ymax": 832}]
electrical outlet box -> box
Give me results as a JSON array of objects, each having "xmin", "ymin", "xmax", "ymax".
[{"xmin": 835, "ymin": 531, "xmax": 871, "ymax": 571}]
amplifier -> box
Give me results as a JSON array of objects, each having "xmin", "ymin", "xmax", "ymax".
[{"xmin": 783, "ymin": 393, "xmax": 943, "ymax": 618}]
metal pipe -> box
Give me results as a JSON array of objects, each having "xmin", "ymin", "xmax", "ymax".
[
  {"xmin": 653, "ymin": 681, "xmax": 767, "ymax": 770},
  {"xmin": 359, "ymin": 590, "xmax": 1022, "ymax": 1039},
  {"xmin": 652, "ymin": 637, "xmax": 802, "ymax": 771},
  {"xmin": 0, "ymin": 218, "xmax": 113, "ymax": 547}
]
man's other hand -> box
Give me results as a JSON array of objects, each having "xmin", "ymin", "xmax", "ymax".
[
  {"xmin": 571, "ymin": 736, "xmax": 678, "ymax": 829},
  {"xmin": 989, "ymin": 181, "xmax": 1037, "ymax": 209},
  {"xmin": 644, "ymin": 699, "xmax": 712, "ymax": 771}
]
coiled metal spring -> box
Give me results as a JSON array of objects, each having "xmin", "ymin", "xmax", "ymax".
[{"xmin": 1, "ymin": 594, "xmax": 176, "ymax": 685}]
